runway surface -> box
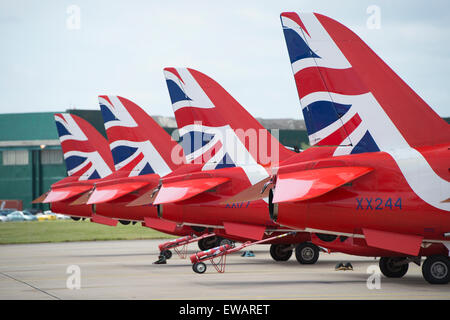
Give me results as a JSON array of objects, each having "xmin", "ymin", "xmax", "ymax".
[{"xmin": 0, "ymin": 240, "xmax": 449, "ymax": 300}]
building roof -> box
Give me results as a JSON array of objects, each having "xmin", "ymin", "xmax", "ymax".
[
  {"xmin": 0, "ymin": 112, "xmax": 64, "ymax": 148},
  {"xmin": 0, "ymin": 112, "xmax": 62, "ymax": 141}
]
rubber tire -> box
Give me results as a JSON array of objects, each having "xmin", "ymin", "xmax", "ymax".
[
  {"xmin": 270, "ymin": 244, "xmax": 293, "ymax": 261},
  {"xmin": 71, "ymin": 217, "xmax": 80, "ymax": 221},
  {"xmin": 295, "ymin": 242, "xmax": 319, "ymax": 264},
  {"xmin": 379, "ymin": 257, "xmax": 409, "ymax": 278},
  {"xmin": 119, "ymin": 220, "xmax": 130, "ymax": 225},
  {"xmin": 198, "ymin": 237, "xmax": 218, "ymax": 251},
  {"xmin": 161, "ymin": 250, "xmax": 172, "ymax": 260},
  {"xmin": 219, "ymin": 238, "xmax": 234, "ymax": 247},
  {"xmin": 422, "ymin": 255, "xmax": 450, "ymax": 284},
  {"xmin": 192, "ymin": 262, "xmax": 207, "ymax": 274}
]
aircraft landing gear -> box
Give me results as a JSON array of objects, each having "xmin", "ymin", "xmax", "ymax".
[
  {"xmin": 198, "ymin": 236, "xmax": 219, "ymax": 251},
  {"xmin": 218, "ymin": 238, "xmax": 234, "ymax": 247},
  {"xmin": 154, "ymin": 249, "xmax": 172, "ymax": 264},
  {"xmin": 295, "ymin": 242, "xmax": 319, "ymax": 264},
  {"xmin": 269, "ymin": 244, "xmax": 293, "ymax": 261},
  {"xmin": 422, "ymin": 255, "xmax": 450, "ymax": 284},
  {"xmin": 161, "ymin": 249, "xmax": 172, "ymax": 260},
  {"xmin": 379, "ymin": 257, "xmax": 409, "ymax": 278}
]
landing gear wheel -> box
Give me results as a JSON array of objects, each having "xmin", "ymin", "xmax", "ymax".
[
  {"xmin": 153, "ymin": 255, "xmax": 167, "ymax": 264},
  {"xmin": 119, "ymin": 220, "xmax": 130, "ymax": 225},
  {"xmin": 422, "ymin": 255, "xmax": 450, "ymax": 284},
  {"xmin": 270, "ymin": 244, "xmax": 293, "ymax": 261},
  {"xmin": 193, "ymin": 262, "xmax": 207, "ymax": 274},
  {"xmin": 161, "ymin": 250, "xmax": 172, "ymax": 260},
  {"xmin": 71, "ymin": 217, "xmax": 80, "ymax": 221},
  {"xmin": 295, "ymin": 242, "xmax": 319, "ymax": 264},
  {"xmin": 219, "ymin": 238, "xmax": 234, "ymax": 247},
  {"xmin": 198, "ymin": 237, "xmax": 218, "ymax": 251},
  {"xmin": 379, "ymin": 257, "xmax": 409, "ymax": 278}
]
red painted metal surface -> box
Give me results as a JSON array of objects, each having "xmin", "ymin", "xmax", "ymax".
[
  {"xmin": 43, "ymin": 185, "xmax": 93, "ymax": 203},
  {"xmin": 87, "ymin": 181, "xmax": 149, "ymax": 204},
  {"xmin": 273, "ymin": 166, "xmax": 373, "ymax": 203},
  {"xmin": 154, "ymin": 177, "xmax": 230, "ymax": 205}
]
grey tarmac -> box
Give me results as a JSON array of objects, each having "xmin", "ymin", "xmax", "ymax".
[{"xmin": 0, "ymin": 240, "xmax": 448, "ymax": 300}]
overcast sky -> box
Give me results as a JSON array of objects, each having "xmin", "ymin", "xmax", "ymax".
[{"xmin": 1, "ymin": 0, "xmax": 449, "ymax": 120}]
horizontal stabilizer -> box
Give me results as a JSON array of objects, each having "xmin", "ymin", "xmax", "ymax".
[
  {"xmin": 273, "ymin": 166, "xmax": 372, "ymax": 203},
  {"xmin": 143, "ymin": 217, "xmax": 178, "ymax": 233},
  {"xmin": 90, "ymin": 214, "xmax": 118, "ymax": 227},
  {"xmin": 32, "ymin": 192, "xmax": 49, "ymax": 204},
  {"xmin": 86, "ymin": 181, "xmax": 149, "ymax": 204},
  {"xmin": 223, "ymin": 222, "xmax": 266, "ymax": 241},
  {"xmin": 153, "ymin": 177, "xmax": 229, "ymax": 205},
  {"xmin": 69, "ymin": 191, "xmax": 92, "ymax": 206},
  {"xmin": 43, "ymin": 185, "xmax": 93, "ymax": 203},
  {"xmin": 221, "ymin": 177, "xmax": 272, "ymax": 205},
  {"xmin": 363, "ymin": 228, "xmax": 423, "ymax": 256},
  {"xmin": 126, "ymin": 189, "xmax": 158, "ymax": 207}
]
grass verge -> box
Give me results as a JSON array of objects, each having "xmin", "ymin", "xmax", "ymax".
[{"xmin": 0, "ymin": 219, "xmax": 176, "ymax": 244}]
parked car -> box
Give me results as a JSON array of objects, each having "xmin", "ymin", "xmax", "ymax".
[
  {"xmin": 6, "ymin": 211, "xmax": 35, "ymax": 222},
  {"xmin": 36, "ymin": 211, "xmax": 58, "ymax": 221},
  {"xmin": 0, "ymin": 215, "xmax": 7, "ymax": 222},
  {"xmin": 23, "ymin": 209, "xmax": 42, "ymax": 215},
  {"xmin": 55, "ymin": 213, "xmax": 71, "ymax": 220},
  {"xmin": 43, "ymin": 211, "xmax": 57, "ymax": 220},
  {"xmin": 0, "ymin": 209, "xmax": 15, "ymax": 216},
  {"xmin": 22, "ymin": 210, "xmax": 38, "ymax": 221},
  {"xmin": 36, "ymin": 212, "xmax": 51, "ymax": 221}
]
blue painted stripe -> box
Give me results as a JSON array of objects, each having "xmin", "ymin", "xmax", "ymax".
[
  {"xmin": 215, "ymin": 153, "xmax": 235, "ymax": 169},
  {"xmin": 166, "ymin": 79, "xmax": 191, "ymax": 104},
  {"xmin": 100, "ymin": 104, "xmax": 119, "ymax": 123},
  {"xmin": 302, "ymin": 101, "xmax": 351, "ymax": 135},
  {"xmin": 55, "ymin": 121, "xmax": 71, "ymax": 138},
  {"xmin": 283, "ymin": 28, "xmax": 320, "ymax": 64},
  {"xmin": 65, "ymin": 155, "xmax": 86, "ymax": 171},
  {"xmin": 111, "ymin": 145, "xmax": 138, "ymax": 165},
  {"xmin": 180, "ymin": 131, "xmax": 214, "ymax": 155},
  {"xmin": 139, "ymin": 162, "xmax": 155, "ymax": 175},
  {"xmin": 351, "ymin": 131, "xmax": 380, "ymax": 154},
  {"xmin": 88, "ymin": 170, "xmax": 100, "ymax": 180}
]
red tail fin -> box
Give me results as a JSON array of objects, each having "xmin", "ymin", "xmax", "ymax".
[
  {"xmin": 163, "ymin": 67, "xmax": 294, "ymax": 169},
  {"xmin": 281, "ymin": 12, "xmax": 450, "ymax": 153},
  {"xmin": 54, "ymin": 113, "xmax": 114, "ymax": 180},
  {"xmin": 98, "ymin": 95, "xmax": 183, "ymax": 176}
]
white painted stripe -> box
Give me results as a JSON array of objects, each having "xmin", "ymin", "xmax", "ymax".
[
  {"xmin": 56, "ymin": 114, "xmax": 88, "ymax": 143},
  {"xmin": 165, "ymin": 68, "xmax": 216, "ymax": 112},
  {"xmin": 101, "ymin": 96, "xmax": 138, "ymax": 130}
]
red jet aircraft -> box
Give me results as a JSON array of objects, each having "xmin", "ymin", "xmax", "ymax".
[{"xmin": 243, "ymin": 12, "xmax": 450, "ymax": 284}]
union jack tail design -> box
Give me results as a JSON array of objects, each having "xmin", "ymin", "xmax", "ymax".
[
  {"xmin": 163, "ymin": 68, "xmax": 293, "ymax": 185},
  {"xmin": 281, "ymin": 12, "xmax": 450, "ymax": 156},
  {"xmin": 54, "ymin": 113, "xmax": 114, "ymax": 180},
  {"xmin": 98, "ymin": 95, "xmax": 179, "ymax": 177}
]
